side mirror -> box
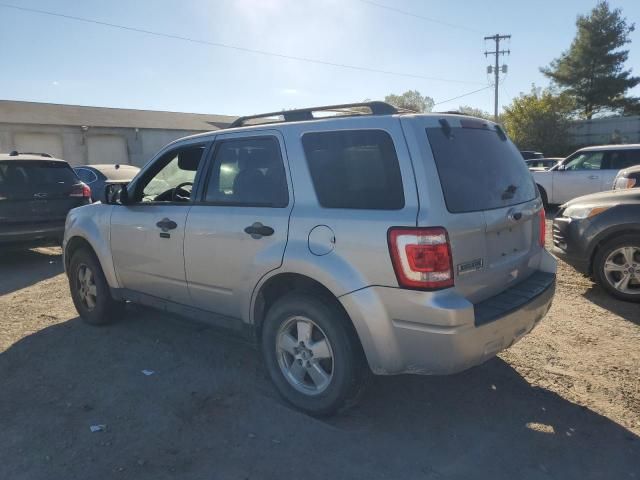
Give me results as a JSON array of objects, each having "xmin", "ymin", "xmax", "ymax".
[{"xmin": 104, "ymin": 183, "xmax": 130, "ymax": 205}]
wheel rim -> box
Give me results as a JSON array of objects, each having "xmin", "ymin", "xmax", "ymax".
[
  {"xmin": 603, "ymin": 246, "xmax": 640, "ymax": 295},
  {"xmin": 76, "ymin": 264, "xmax": 98, "ymax": 310},
  {"xmin": 275, "ymin": 316, "xmax": 334, "ymax": 396}
]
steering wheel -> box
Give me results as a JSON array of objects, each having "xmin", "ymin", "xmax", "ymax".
[{"xmin": 171, "ymin": 182, "xmax": 194, "ymax": 202}]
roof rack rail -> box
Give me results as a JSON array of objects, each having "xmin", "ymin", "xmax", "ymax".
[
  {"xmin": 229, "ymin": 101, "xmax": 398, "ymax": 128},
  {"xmin": 7, "ymin": 151, "xmax": 53, "ymax": 158},
  {"xmin": 20, "ymin": 152, "xmax": 53, "ymax": 158}
]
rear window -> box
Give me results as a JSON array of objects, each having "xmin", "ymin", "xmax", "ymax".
[
  {"xmin": 302, "ymin": 130, "xmax": 405, "ymax": 210},
  {"xmin": 426, "ymin": 126, "xmax": 537, "ymax": 213},
  {"xmin": 0, "ymin": 161, "xmax": 78, "ymax": 188}
]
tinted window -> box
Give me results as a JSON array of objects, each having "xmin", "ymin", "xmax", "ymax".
[
  {"xmin": 426, "ymin": 126, "xmax": 537, "ymax": 213},
  {"xmin": 607, "ymin": 150, "xmax": 640, "ymax": 170},
  {"xmin": 302, "ymin": 130, "xmax": 404, "ymax": 210},
  {"xmin": 0, "ymin": 161, "xmax": 77, "ymax": 189},
  {"xmin": 204, "ymin": 137, "xmax": 288, "ymax": 207}
]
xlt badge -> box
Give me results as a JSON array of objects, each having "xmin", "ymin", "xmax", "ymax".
[{"xmin": 457, "ymin": 258, "xmax": 483, "ymax": 275}]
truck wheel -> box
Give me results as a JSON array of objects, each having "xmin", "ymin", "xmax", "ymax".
[
  {"xmin": 593, "ymin": 235, "xmax": 640, "ymax": 302},
  {"xmin": 261, "ymin": 293, "xmax": 370, "ymax": 416},
  {"xmin": 69, "ymin": 248, "xmax": 123, "ymax": 325}
]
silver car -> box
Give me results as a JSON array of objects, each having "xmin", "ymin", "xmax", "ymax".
[{"xmin": 64, "ymin": 102, "xmax": 556, "ymax": 415}]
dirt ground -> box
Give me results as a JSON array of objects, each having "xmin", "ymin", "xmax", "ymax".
[{"xmin": 1, "ymin": 221, "xmax": 639, "ymax": 480}]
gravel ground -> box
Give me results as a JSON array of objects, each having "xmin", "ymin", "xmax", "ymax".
[{"xmin": 1, "ymin": 223, "xmax": 639, "ymax": 479}]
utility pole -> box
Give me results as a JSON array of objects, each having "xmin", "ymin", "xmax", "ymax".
[{"xmin": 484, "ymin": 34, "xmax": 510, "ymax": 122}]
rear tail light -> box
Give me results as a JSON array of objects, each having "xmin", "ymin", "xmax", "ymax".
[
  {"xmin": 538, "ymin": 208, "xmax": 546, "ymax": 247},
  {"xmin": 388, "ymin": 227, "xmax": 454, "ymax": 290},
  {"xmin": 70, "ymin": 182, "xmax": 91, "ymax": 199}
]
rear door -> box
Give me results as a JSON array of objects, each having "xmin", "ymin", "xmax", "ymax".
[
  {"xmin": 405, "ymin": 116, "xmax": 542, "ymax": 303},
  {"xmin": 0, "ymin": 160, "xmax": 84, "ymax": 226},
  {"xmin": 184, "ymin": 131, "xmax": 292, "ymax": 319}
]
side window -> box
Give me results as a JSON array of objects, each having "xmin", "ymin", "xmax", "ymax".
[
  {"xmin": 608, "ymin": 150, "xmax": 640, "ymax": 170},
  {"xmin": 564, "ymin": 152, "xmax": 604, "ymax": 171},
  {"xmin": 204, "ymin": 136, "xmax": 288, "ymax": 207},
  {"xmin": 134, "ymin": 144, "xmax": 205, "ymax": 203},
  {"xmin": 75, "ymin": 168, "xmax": 98, "ymax": 184},
  {"xmin": 301, "ymin": 130, "xmax": 404, "ymax": 210}
]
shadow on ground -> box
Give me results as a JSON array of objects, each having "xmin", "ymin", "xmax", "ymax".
[
  {"xmin": 0, "ymin": 308, "xmax": 638, "ymax": 480},
  {"xmin": 0, "ymin": 247, "xmax": 63, "ymax": 296},
  {"xmin": 583, "ymin": 284, "xmax": 640, "ymax": 325}
]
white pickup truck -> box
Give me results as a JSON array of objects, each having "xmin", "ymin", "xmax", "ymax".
[{"xmin": 533, "ymin": 144, "xmax": 640, "ymax": 206}]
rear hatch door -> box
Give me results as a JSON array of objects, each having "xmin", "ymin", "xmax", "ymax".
[
  {"xmin": 0, "ymin": 160, "xmax": 84, "ymax": 225},
  {"xmin": 404, "ymin": 115, "xmax": 543, "ymax": 304}
]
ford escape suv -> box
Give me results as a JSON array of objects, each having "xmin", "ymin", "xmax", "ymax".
[{"xmin": 64, "ymin": 102, "xmax": 556, "ymax": 415}]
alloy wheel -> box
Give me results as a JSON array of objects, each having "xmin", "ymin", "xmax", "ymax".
[
  {"xmin": 275, "ymin": 316, "xmax": 334, "ymax": 395},
  {"xmin": 603, "ymin": 246, "xmax": 640, "ymax": 295},
  {"xmin": 76, "ymin": 264, "xmax": 98, "ymax": 310}
]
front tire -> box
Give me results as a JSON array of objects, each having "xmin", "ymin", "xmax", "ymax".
[
  {"xmin": 593, "ymin": 235, "xmax": 640, "ymax": 302},
  {"xmin": 68, "ymin": 248, "xmax": 123, "ymax": 324},
  {"xmin": 261, "ymin": 293, "xmax": 369, "ymax": 416}
]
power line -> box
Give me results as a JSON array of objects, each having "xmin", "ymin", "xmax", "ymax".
[
  {"xmin": 357, "ymin": 0, "xmax": 482, "ymax": 33},
  {"xmin": 433, "ymin": 86, "xmax": 492, "ymax": 106},
  {"xmin": 0, "ymin": 2, "xmax": 485, "ymax": 86}
]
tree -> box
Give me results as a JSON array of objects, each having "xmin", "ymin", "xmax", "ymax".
[
  {"xmin": 384, "ymin": 90, "xmax": 434, "ymax": 112},
  {"xmin": 457, "ymin": 105, "xmax": 493, "ymax": 120},
  {"xmin": 502, "ymin": 88, "xmax": 574, "ymax": 156},
  {"xmin": 541, "ymin": 1, "xmax": 640, "ymax": 119}
]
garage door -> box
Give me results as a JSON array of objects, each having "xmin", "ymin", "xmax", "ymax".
[
  {"xmin": 87, "ymin": 135, "xmax": 128, "ymax": 165},
  {"xmin": 14, "ymin": 133, "xmax": 63, "ymax": 159}
]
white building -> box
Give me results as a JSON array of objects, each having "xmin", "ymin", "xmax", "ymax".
[{"xmin": 0, "ymin": 100, "xmax": 235, "ymax": 166}]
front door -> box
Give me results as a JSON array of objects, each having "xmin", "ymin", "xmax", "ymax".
[
  {"xmin": 110, "ymin": 143, "xmax": 208, "ymax": 304},
  {"xmin": 184, "ymin": 131, "xmax": 292, "ymax": 319},
  {"xmin": 553, "ymin": 150, "xmax": 605, "ymax": 204}
]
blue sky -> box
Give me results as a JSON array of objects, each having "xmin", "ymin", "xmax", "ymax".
[{"xmin": 0, "ymin": 0, "xmax": 639, "ymax": 116}]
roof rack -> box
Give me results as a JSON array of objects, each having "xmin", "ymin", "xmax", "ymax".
[
  {"xmin": 8, "ymin": 151, "xmax": 52, "ymax": 158},
  {"xmin": 229, "ymin": 101, "xmax": 398, "ymax": 128}
]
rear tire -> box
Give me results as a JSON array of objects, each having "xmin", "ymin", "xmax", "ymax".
[
  {"xmin": 593, "ymin": 235, "xmax": 640, "ymax": 302},
  {"xmin": 261, "ymin": 293, "xmax": 369, "ymax": 416},
  {"xmin": 68, "ymin": 248, "xmax": 124, "ymax": 325}
]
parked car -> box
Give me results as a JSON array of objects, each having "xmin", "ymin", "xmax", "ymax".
[
  {"xmin": 0, "ymin": 152, "xmax": 91, "ymax": 248},
  {"xmin": 534, "ymin": 144, "xmax": 640, "ymax": 207},
  {"xmin": 521, "ymin": 150, "xmax": 544, "ymax": 160},
  {"xmin": 552, "ymin": 189, "xmax": 640, "ymax": 302},
  {"xmin": 63, "ymin": 102, "xmax": 556, "ymax": 415},
  {"xmin": 74, "ymin": 164, "xmax": 140, "ymax": 203},
  {"xmin": 525, "ymin": 157, "xmax": 562, "ymax": 172},
  {"xmin": 613, "ymin": 164, "xmax": 640, "ymax": 190}
]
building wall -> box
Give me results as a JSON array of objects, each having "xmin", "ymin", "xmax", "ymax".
[
  {"xmin": 568, "ymin": 116, "xmax": 640, "ymax": 147},
  {"xmin": 0, "ymin": 123, "xmax": 206, "ymax": 166}
]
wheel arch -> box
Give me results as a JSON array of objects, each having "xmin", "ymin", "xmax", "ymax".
[{"xmin": 251, "ymin": 272, "xmax": 361, "ymax": 346}]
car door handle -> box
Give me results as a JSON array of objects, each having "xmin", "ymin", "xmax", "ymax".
[
  {"xmin": 588, "ymin": 175, "xmax": 599, "ymax": 179},
  {"xmin": 244, "ymin": 222, "xmax": 274, "ymax": 238},
  {"xmin": 156, "ymin": 218, "xmax": 178, "ymax": 231}
]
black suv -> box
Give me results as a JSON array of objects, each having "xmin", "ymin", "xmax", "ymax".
[{"xmin": 0, "ymin": 152, "xmax": 91, "ymax": 248}]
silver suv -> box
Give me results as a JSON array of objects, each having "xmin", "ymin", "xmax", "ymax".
[{"xmin": 64, "ymin": 102, "xmax": 556, "ymax": 415}]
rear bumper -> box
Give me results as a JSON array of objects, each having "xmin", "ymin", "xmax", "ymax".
[
  {"xmin": 0, "ymin": 222, "xmax": 65, "ymax": 247},
  {"xmin": 340, "ymin": 250, "xmax": 556, "ymax": 375}
]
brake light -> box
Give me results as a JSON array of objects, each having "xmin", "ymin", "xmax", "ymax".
[
  {"xmin": 388, "ymin": 227, "xmax": 454, "ymax": 290},
  {"xmin": 538, "ymin": 208, "xmax": 546, "ymax": 247},
  {"xmin": 70, "ymin": 182, "xmax": 91, "ymax": 199}
]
